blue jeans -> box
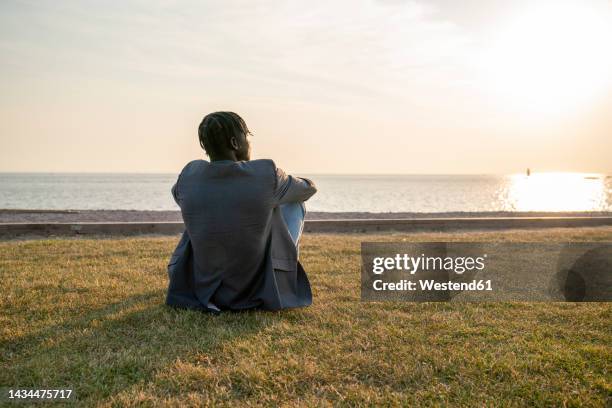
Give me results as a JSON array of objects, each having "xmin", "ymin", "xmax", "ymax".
[{"xmin": 280, "ymin": 202, "xmax": 306, "ymax": 246}]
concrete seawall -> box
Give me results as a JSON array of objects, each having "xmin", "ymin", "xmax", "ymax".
[{"xmin": 1, "ymin": 217, "xmax": 612, "ymax": 238}]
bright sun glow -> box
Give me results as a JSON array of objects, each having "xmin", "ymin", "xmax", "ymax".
[
  {"xmin": 505, "ymin": 172, "xmax": 608, "ymax": 211},
  {"xmin": 482, "ymin": 2, "xmax": 612, "ymax": 116}
]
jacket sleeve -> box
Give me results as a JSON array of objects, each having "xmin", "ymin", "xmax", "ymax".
[
  {"xmin": 171, "ymin": 173, "xmax": 182, "ymax": 205},
  {"xmin": 272, "ymin": 165, "xmax": 317, "ymax": 205}
]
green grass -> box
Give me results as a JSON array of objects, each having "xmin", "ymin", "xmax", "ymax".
[{"xmin": 1, "ymin": 227, "xmax": 611, "ymax": 407}]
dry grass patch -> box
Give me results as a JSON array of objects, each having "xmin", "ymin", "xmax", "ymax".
[{"xmin": 1, "ymin": 227, "xmax": 611, "ymax": 406}]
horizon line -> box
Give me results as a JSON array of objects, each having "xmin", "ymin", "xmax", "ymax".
[{"xmin": 0, "ymin": 171, "xmax": 610, "ymax": 177}]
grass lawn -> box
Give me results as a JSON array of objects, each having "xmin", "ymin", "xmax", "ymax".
[{"xmin": 1, "ymin": 227, "xmax": 611, "ymax": 407}]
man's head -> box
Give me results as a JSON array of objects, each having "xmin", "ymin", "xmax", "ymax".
[{"xmin": 198, "ymin": 111, "xmax": 251, "ymax": 161}]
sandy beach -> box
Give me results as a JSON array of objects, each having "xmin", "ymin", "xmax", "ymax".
[{"xmin": 2, "ymin": 209, "xmax": 612, "ymax": 223}]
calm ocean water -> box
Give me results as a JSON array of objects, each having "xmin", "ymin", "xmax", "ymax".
[{"xmin": 0, "ymin": 173, "xmax": 611, "ymax": 213}]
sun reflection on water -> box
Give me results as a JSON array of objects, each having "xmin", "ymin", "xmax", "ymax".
[{"xmin": 503, "ymin": 172, "xmax": 609, "ymax": 212}]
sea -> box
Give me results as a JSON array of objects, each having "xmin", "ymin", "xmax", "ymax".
[{"xmin": 0, "ymin": 172, "xmax": 611, "ymax": 213}]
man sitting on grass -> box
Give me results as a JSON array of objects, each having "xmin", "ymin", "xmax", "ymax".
[{"xmin": 166, "ymin": 111, "xmax": 317, "ymax": 313}]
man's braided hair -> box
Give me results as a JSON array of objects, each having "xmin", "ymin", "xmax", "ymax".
[{"xmin": 198, "ymin": 111, "xmax": 251, "ymax": 157}]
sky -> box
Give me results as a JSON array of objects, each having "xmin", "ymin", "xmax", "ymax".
[{"xmin": 1, "ymin": 0, "xmax": 611, "ymax": 174}]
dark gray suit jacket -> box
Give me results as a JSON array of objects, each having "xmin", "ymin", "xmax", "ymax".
[{"xmin": 166, "ymin": 159, "xmax": 317, "ymax": 312}]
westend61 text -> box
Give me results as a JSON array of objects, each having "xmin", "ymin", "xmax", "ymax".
[{"xmin": 373, "ymin": 279, "xmax": 493, "ymax": 291}]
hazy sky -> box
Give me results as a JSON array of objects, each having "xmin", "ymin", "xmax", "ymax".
[{"xmin": 1, "ymin": 0, "xmax": 611, "ymax": 174}]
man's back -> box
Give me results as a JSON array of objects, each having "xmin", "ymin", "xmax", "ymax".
[{"xmin": 168, "ymin": 158, "xmax": 317, "ymax": 311}]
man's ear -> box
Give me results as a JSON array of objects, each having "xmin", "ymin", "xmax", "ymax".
[{"xmin": 229, "ymin": 136, "xmax": 240, "ymax": 150}]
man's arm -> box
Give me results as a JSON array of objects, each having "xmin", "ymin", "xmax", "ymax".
[
  {"xmin": 171, "ymin": 174, "xmax": 181, "ymax": 206},
  {"xmin": 273, "ymin": 166, "xmax": 317, "ymax": 205}
]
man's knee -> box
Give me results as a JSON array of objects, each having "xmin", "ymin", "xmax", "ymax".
[{"xmin": 280, "ymin": 201, "xmax": 305, "ymax": 218}]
